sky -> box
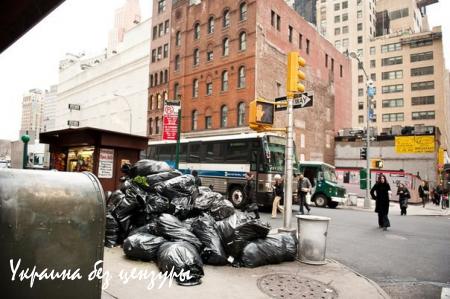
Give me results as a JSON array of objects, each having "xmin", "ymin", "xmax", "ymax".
[{"xmin": 0, "ymin": 0, "xmax": 449, "ymax": 141}]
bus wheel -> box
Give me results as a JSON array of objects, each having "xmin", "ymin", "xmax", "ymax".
[
  {"xmin": 229, "ymin": 186, "xmax": 245, "ymax": 208},
  {"xmin": 328, "ymin": 201, "xmax": 338, "ymax": 209},
  {"xmin": 314, "ymin": 195, "xmax": 328, "ymax": 208}
]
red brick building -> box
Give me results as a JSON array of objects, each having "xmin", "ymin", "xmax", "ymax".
[{"xmin": 166, "ymin": 0, "xmax": 352, "ymax": 163}]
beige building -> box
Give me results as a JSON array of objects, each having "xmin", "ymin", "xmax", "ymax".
[{"xmin": 20, "ymin": 88, "xmax": 44, "ymax": 137}]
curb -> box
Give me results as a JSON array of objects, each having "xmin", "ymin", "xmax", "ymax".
[
  {"xmin": 327, "ymin": 258, "xmax": 391, "ymax": 299},
  {"xmin": 339, "ymin": 205, "xmax": 449, "ymax": 217}
]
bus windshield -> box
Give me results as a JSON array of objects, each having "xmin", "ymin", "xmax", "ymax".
[
  {"xmin": 265, "ymin": 136, "xmax": 288, "ymax": 173},
  {"xmin": 323, "ymin": 166, "xmax": 337, "ymax": 183}
]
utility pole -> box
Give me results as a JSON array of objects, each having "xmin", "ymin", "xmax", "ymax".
[{"xmin": 175, "ymin": 95, "xmax": 182, "ymax": 169}]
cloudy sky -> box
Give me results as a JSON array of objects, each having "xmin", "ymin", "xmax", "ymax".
[{"xmin": 0, "ymin": 0, "xmax": 448, "ymax": 141}]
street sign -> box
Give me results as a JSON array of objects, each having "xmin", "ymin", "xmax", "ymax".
[
  {"xmin": 68, "ymin": 104, "xmax": 81, "ymax": 111},
  {"xmin": 67, "ymin": 120, "xmax": 79, "ymax": 127},
  {"xmin": 162, "ymin": 100, "xmax": 181, "ymax": 140},
  {"xmin": 275, "ymin": 93, "xmax": 314, "ymax": 111}
]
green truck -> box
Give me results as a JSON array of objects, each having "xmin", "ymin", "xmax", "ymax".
[{"xmin": 297, "ymin": 161, "xmax": 346, "ymax": 208}]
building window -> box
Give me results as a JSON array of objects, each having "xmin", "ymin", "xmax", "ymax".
[
  {"xmin": 358, "ymin": 102, "xmax": 364, "ymax": 110},
  {"xmin": 334, "ymin": 3, "xmax": 340, "ymax": 10},
  {"xmin": 271, "ymin": 10, "xmax": 276, "ymax": 27},
  {"xmin": 158, "ymin": 23, "xmax": 164, "ymax": 37},
  {"xmin": 205, "ymin": 115, "xmax": 212, "ymax": 129},
  {"xmin": 223, "ymin": 9, "xmax": 230, "ymax": 28},
  {"xmin": 411, "ymin": 51, "xmax": 433, "ymax": 62},
  {"xmin": 335, "ymin": 28, "xmax": 341, "ymax": 35},
  {"xmin": 207, "ymin": 49, "xmax": 213, "ymax": 61},
  {"xmin": 358, "ymin": 75, "xmax": 364, "ymax": 83},
  {"xmin": 192, "ymin": 110, "xmax": 198, "ymax": 130},
  {"xmin": 382, "ymin": 84, "xmax": 403, "ymax": 94},
  {"xmin": 174, "ymin": 82, "xmax": 179, "ymax": 99},
  {"xmin": 148, "ymin": 118, "xmax": 153, "ymax": 135},
  {"xmin": 193, "ymin": 48, "xmax": 200, "ymax": 66},
  {"xmin": 157, "ymin": 93, "xmax": 162, "ymax": 109},
  {"xmin": 342, "ymin": 1, "xmax": 348, "ymax": 9},
  {"xmin": 358, "ymin": 88, "xmax": 364, "ymax": 97},
  {"xmin": 412, "ymin": 111, "xmax": 435, "ymax": 120},
  {"xmin": 240, "ymin": 2, "xmax": 248, "ymax": 21},
  {"xmin": 411, "ymin": 66, "xmax": 434, "ymax": 76},
  {"xmin": 276, "ymin": 14, "xmax": 280, "ymax": 31},
  {"xmin": 192, "ymin": 79, "xmax": 199, "ymax": 98},
  {"xmin": 340, "ymin": 65, "xmax": 343, "ymax": 77},
  {"xmin": 152, "ymin": 26, "xmax": 157, "ymax": 40},
  {"xmin": 154, "ymin": 73, "xmax": 158, "ymax": 86},
  {"xmin": 306, "ymin": 39, "xmax": 310, "ymax": 54},
  {"xmin": 335, "ymin": 40, "xmax": 341, "ymax": 49},
  {"xmin": 163, "ymin": 91, "xmax": 168, "ymax": 101},
  {"xmin": 382, "ymin": 70, "xmax": 403, "ymax": 80},
  {"xmin": 149, "ymin": 75, "xmax": 154, "ymax": 88},
  {"xmin": 222, "ymin": 38, "xmax": 229, "ymax": 56},
  {"xmin": 342, "ymin": 26, "xmax": 349, "ymax": 34},
  {"xmin": 382, "ymin": 113, "xmax": 404, "ymax": 122},
  {"xmin": 220, "ymin": 105, "xmax": 228, "ymax": 128},
  {"xmin": 149, "ymin": 95, "xmax": 154, "ymax": 110},
  {"xmin": 238, "ymin": 66, "xmax": 246, "ymax": 88},
  {"xmin": 410, "ymin": 39, "xmax": 433, "ymax": 48},
  {"xmin": 158, "ymin": 0, "xmax": 166, "ymax": 13},
  {"xmin": 208, "ymin": 16, "xmax": 215, "ymax": 34},
  {"xmin": 288, "ymin": 26, "xmax": 293, "ymax": 43},
  {"xmin": 159, "ymin": 71, "xmax": 163, "ymax": 84},
  {"xmin": 411, "ymin": 81, "xmax": 434, "ymax": 91},
  {"xmin": 164, "ymin": 69, "xmax": 168, "ymax": 83},
  {"xmin": 342, "ymin": 38, "xmax": 349, "ymax": 48},
  {"xmin": 174, "ymin": 55, "xmax": 180, "ymax": 71},
  {"xmin": 221, "ymin": 71, "xmax": 229, "ymax": 91},
  {"xmin": 164, "ymin": 20, "xmax": 170, "ymax": 35},
  {"xmin": 370, "ymin": 46, "xmax": 375, "ymax": 55},
  {"xmin": 370, "ymin": 60, "xmax": 375, "ymax": 68},
  {"xmin": 151, "ymin": 49, "xmax": 156, "ymax": 63},
  {"xmin": 239, "ymin": 32, "xmax": 247, "ymax": 51},
  {"xmin": 371, "ymin": 73, "xmax": 376, "ymax": 81},
  {"xmin": 382, "ymin": 98, "xmax": 403, "ymax": 108},
  {"xmin": 299, "ymin": 33, "xmax": 303, "ymax": 49},
  {"xmin": 334, "ymin": 15, "xmax": 340, "ymax": 23},
  {"xmin": 358, "ymin": 36, "xmax": 363, "ymax": 44},
  {"xmin": 194, "ymin": 22, "xmax": 200, "ymax": 40},
  {"xmin": 357, "ymin": 10, "xmax": 362, "ymax": 19},
  {"xmin": 342, "ymin": 13, "xmax": 348, "ymax": 21},
  {"xmin": 325, "ymin": 53, "xmax": 328, "ymax": 68},
  {"xmin": 358, "ymin": 115, "xmax": 364, "ymax": 123},
  {"xmin": 176, "ymin": 31, "xmax": 181, "ymax": 46},
  {"xmin": 206, "ymin": 82, "xmax": 213, "ymax": 95},
  {"xmin": 237, "ymin": 102, "xmax": 245, "ymax": 126},
  {"xmin": 381, "ymin": 42, "xmax": 402, "ymax": 53},
  {"xmin": 155, "ymin": 117, "xmax": 161, "ymax": 134},
  {"xmin": 381, "ymin": 56, "xmax": 403, "ymax": 66},
  {"xmin": 412, "ymin": 96, "xmax": 434, "ymax": 105}
]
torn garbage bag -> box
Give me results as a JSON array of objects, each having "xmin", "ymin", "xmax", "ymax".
[
  {"xmin": 240, "ymin": 232, "xmax": 298, "ymax": 268},
  {"xmin": 157, "ymin": 214, "xmax": 203, "ymax": 250},
  {"xmin": 157, "ymin": 241, "xmax": 204, "ymax": 286},
  {"xmin": 123, "ymin": 233, "xmax": 166, "ymax": 261},
  {"xmin": 129, "ymin": 160, "xmax": 173, "ymax": 178},
  {"xmin": 191, "ymin": 214, "xmax": 228, "ymax": 265}
]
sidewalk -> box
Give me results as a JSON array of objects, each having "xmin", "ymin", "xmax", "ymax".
[
  {"xmin": 101, "ymin": 247, "xmax": 389, "ymax": 299},
  {"xmin": 342, "ymin": 200, "xmax": 450, "ymax": 216}
]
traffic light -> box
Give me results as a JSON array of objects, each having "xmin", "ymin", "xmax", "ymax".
[
  {"xmin": 360, "ymin": 147, "xmax": 367, "ymax": 160},
  {"xmin": 286, "ymin": 52, "xmax": 306, "ymax": 94},
  {"xmin": 371, "ymin": 159, "xmax": 383, "ymax": 169},
  {"xmin": 249, "ymin": 99, "xmax": 274, "ymax": 131}
]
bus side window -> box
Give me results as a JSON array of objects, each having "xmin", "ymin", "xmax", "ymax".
[
  {"xmin": 188, "ymin": 142, "xmax": 202, "ymax": 163},
  {"xmin": 250, "ymin": 151, "xmax": 257, "ymax": 171}
]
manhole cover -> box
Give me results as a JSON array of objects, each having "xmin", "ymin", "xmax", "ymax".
[{"xmin": 257, "ymin": 273, "xmax": 337, "ymax": 299}]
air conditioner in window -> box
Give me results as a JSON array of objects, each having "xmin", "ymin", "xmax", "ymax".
[{"xmin": 157, "ymin": 54, "xmax": 162, "ymax": 60}]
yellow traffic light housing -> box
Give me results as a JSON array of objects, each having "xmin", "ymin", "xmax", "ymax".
[
  {"xmin": 249, "ymin": 99, "xmax": 274, "ymax": 125},
  {"xmin": 287, "ymin": 52, "xmax": 306, "ymax": 94},
  {"xmin": 371, "ymin": 159, "xmax": 384, "ymax": 169}
]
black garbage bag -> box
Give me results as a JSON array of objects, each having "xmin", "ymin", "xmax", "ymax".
[
  {"xmin": 240, "ymin": 232, "xmax": 298, "ymax": 268},
  {"xmin": 157, "ymin": 214, "xmax": 203, "ymax": 250},
  {"xmin": 193, "ymin": 191, "xmax": 222, "ymax": 211},
  {"xmin": 146, "ymin": 170, "xmax": 182, "ymax": 189},
  {"xmin": 191, "ymin": 214, "xmax": 228, "ymax": 265},
  {"xmin": 209, "ymin": 198, "xmax": 235, "ymax": 221},
  {"xmin": 154, "ymin": 175, "xmax": 198, "ymax": 199},
  {"xmin": 112, "ymin": 188, "xmax": 145, "ymax": 220},
  {"xmin": 157, "ymin": 241, "xmax": 204, "ymax": 286},
  {"xmin": 130, "ymin": 160, "xmax": 173, "ymax": 178},
  {"xmin": 105, "ymin": 212, "xmax": 121, "ymax": 247},
  {"xmin": 170, "ymin": 196, "xmax": 194, "ymax": 220},
  {"xmin": 120, "ymin": 179, "xmax": 132, "ymax": 193},
  {"xmin": 227, "ymin": 219, "xmax": 271, "ymax": 258},
  {"xmin": 128, "ymin": 219, "xmax": 161, "ymax": 237},
  {"xmin": 123, "ymin": 233, "xmax": 167, "ymax": 261},
  {"xmin": 145, "ymin": 193, "xmax": 171, "ymax": 214},
  {"xmin": 107, "ymin": 190, "xmax": 125, "ymax": 212},
  {"xmin": 215, "ymin": 212, "xmax": 249, "ymax": 248},
  {"xmin": 198, "ymin": 186, "xmax": 212, "ymax": 194}
]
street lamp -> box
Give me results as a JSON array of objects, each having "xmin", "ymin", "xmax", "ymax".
[
  {"xmin": 348, "ymin": 51, "xmax": 373, "ymax": 209},
  {"xmin": 113, "ymin": 93, "xmax": 132, "ymax": 134}
]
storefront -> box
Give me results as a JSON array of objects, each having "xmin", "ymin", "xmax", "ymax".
[{"xmin": 40, "ymin": 127, "xmax": 148, "ymax": 192}]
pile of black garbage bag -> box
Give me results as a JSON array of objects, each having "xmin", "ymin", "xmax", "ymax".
[{"xmin": 105, "ymin": 159, "xmax": 298, "ymax": 286}]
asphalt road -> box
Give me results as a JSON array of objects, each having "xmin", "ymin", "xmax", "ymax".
[{"xmin": 263, "ymin": 206, "xmax": 450, "ymax": 299}]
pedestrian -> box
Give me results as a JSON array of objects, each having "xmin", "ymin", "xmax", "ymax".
[
  {"xmin": 191, "ymin": 170, "xmax": 202, "ymax": 187},
  {"xmin": 397, "ymin": 183, "xmax": 410, "ymax": 216},
  {"xmin": 272, "ymin": 174, "xmax": 284, "ymax": 218},
  {"xmin": 435, "ymin": 182, "xmax": 445, "ymax": 208},
  {"xmin": 297, "ymin": 173, "xmax": 312, "ymax": 215},
  {"xmin": 244, "ymin": 172, "xmax": 260, "ymax": 219},
  {"xmin": 418, "ymin": 181, "xmax": 429, "ymax": 208},
  {"xmin": 370, "ymin": 174, "xmax": 391, "ymax": 230}
]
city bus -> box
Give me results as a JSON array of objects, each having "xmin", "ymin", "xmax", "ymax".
[{"xmin": 145, "ymin": 132, "xmax": 293, "ymax": 207}]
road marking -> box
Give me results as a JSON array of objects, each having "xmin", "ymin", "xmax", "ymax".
[{"xmin": 385, "ymin": 234, "xmax": 407, "ymax": 240}]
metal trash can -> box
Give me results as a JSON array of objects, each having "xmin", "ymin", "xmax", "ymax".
[
  {"xmin": 296, "ymin": 215, "xmax": 331, "ymax": 265},
  {"xmin": 0, "ymin": 169, "xmax": 105, "ymax": 299}
]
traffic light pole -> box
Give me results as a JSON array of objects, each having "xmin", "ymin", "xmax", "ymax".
[
  {"xmin": 283, "ymin": 93, "xmax": 295, "ymax": 230},
  {"xmin": 365, "ymin": 89, "xmax": 371, "ymax": 209}
]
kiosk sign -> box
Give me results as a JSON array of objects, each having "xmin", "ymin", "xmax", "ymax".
[
  {"xmin": 98, "ymin": 148, "xmax": 114, "ymax": 178},
  {"xmin": 162, "ymin": 101, "xmax": 181, "ymax": 140}
]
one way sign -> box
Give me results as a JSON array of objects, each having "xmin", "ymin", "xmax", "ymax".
[{"xmin": 275, "ymin": 93, "xmax": 314, "ymax": 111}]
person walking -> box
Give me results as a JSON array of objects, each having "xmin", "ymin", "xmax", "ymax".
[
  {"xmin": 191, "ymin": 170, "xmax": 202, "ymax": 187},
  {"xmin": 397, "ymin": 183, "xmax": 410, "ymax": 216},
  {"xmin": 370, "ymin": 174, "xmax": 391, "ymax": 230},
  {"xmin": 244, "ymin": 172, "xmax": 260, "ymax": 219},
  {"xmin": 297, "ymin": 173, "xmax": 312, "ymax": 215},
  {"xmin": 418, "ymin": 181, "xmax": 429, "ymax": 208},
  {"xmin": 272, "ymin": 174, "xmax": 284, "ymax": 218}
]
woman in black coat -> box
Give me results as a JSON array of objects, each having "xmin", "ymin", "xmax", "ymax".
[
  {"xmin": 370, "ymin": 174, "xmax": 391, "ymax": 230},
  {"xmin": 397, "ymin": 183, "xmax": 410, "ymax": 216}
]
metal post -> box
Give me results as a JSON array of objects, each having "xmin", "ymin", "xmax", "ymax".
[
  {"xmin": 175, "ymin": 105, "xmax": 181, "ymax": 170},
  {"xmin": 283, "ymin": 93, "xmax": 294, "ymax": 229},
  {"xmin": 365, "ymin": 91, "xmax": 371, "ymax": 209},
  {"xmin": 21, "ymin": 133, "xmax": 30, "ymax": 169}
]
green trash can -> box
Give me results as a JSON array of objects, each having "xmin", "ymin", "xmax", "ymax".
[{"xmin": 0, "ymin": 169, "xmax": 105, "ymax": 299}]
